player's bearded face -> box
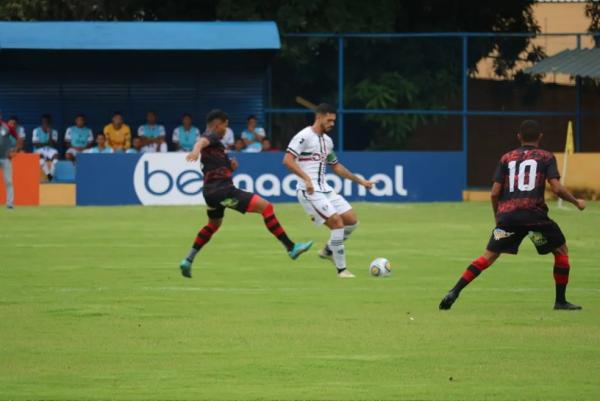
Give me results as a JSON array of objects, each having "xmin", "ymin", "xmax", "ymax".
[{"xmin": 321, "ymin": 114, "xmax": 336, "ymax": 133}]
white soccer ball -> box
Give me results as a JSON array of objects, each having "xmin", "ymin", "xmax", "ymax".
[{"xmin": 369, "ymin": 257, "xmax": 392, "ymax": 277}]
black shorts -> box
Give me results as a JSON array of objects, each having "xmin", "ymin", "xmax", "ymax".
[
  {"xmin": 486, "ymin": 220, "xmax": 566, "ymax": 255},
  {"xmin": 203, "ymin": 185, "xmax": 255, "ymax": 219}
]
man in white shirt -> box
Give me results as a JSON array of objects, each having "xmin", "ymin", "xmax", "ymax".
[
  {"xmin": 32, "ymin": 114, "xmax": 59, "ymax": 181},
  {"xmin": 283, "ymin": 103, "xmax": 374, "ymax": 278},
  {"xmin": 137, "ymin": 111, "xmax": 167, "ymax": 153}
]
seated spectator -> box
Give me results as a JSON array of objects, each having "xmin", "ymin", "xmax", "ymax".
[
  {"xmin": 6, "ymin": 116, "xmax": 26, "ymax": 153},
  {"xmin": 85, "ymin": 133, "xmax": 114, "ymax": 154},
  {"xmin": 126, "ymin": 137, "xmax": 144, "ymax": 154},
  {"xmin": 240, "ymin": 115, "xmax": 265, "ymax": 153},
  {"xmin": 104, "ymin": 111, "xmax": 131, "ymax": 152},
  {"xmin": 65, "ymin": 114, "xmax": 94, "ymax": 161},
  {"xmin": 261, "ymin": 138, "xmax": 280, "ymax": 152},
  {"xmin": 137, "ymin": 111, "xmax": 167, "ymax": 153},
  {"xmin": 172, "ymin": 113, "xmax": 200, "ymax": 152},
  {"xmin": 32, "ymin": 114, "xmax": 59, "ymax": 181},
  {"xmin": 221, "ymin": 125, "xmax": 235, "ymax": 150},
  {"xmin": 233, "ymin": 138, "xmax": 246, "ymax": 152}
]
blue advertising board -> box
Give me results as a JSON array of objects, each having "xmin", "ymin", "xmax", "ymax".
[{"xmin": 76, "ymin": 152, "xmax": 465, "ymax": 206}]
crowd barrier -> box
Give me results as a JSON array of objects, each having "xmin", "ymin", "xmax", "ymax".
[{"xmin": 76, "ymin": 152, "xmax": 466, "ymax": 206}]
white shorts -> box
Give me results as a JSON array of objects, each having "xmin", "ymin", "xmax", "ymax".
[
  {"xmin": 34, "ymin": 146, "xmax": 58, "ymax": 161},
  {"xmin": 297, "ymin": 190, "xmax": 352, "ymax": 225}
]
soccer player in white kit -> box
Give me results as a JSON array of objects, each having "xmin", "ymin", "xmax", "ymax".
[{"xmin": 283, "ymin": 103, "xmax": 374, "ymax": 278}]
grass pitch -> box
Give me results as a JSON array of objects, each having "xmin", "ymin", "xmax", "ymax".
[{"xmin": 1, "ymin": 202, "xmax": 599, "ymax": 400}]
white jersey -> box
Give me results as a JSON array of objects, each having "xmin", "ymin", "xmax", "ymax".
[{"xmin": 286, "ymin": 126, "xmax": 338, "ymax": 192}]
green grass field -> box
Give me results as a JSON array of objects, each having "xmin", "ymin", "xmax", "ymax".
[{"xmin": 1, "ymin": 202, "xmax": 599, "ymax": 400}]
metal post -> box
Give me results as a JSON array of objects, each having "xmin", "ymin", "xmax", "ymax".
[
  {"xmin": 267, "ymin": 64, "xmax": 272, "ymax": 139},
  {"xmin": 575, "ymin": 34, "xmax": 582, "ymax": 151},
  {"xmin": 338, "ymin": 35, "xmax": 345, "ymax": 151},
  {"xmin": 462, "ymin": 35, "xmax": 469, "ymax": 189}
]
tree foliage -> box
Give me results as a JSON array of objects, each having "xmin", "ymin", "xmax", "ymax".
[{"xmin": 0, "ymin": 0, "xmax": 543, "ymax": 148}]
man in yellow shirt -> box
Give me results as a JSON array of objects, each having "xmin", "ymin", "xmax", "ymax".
[{"xmin": 103, "ymin": 112, "xmax": 131, "ymax": 151}]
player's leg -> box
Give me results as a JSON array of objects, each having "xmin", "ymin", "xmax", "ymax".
[
  {"xmin": 532, "ymin": 221, "xmax": 582, "ymax": 310},
  {"xmin": 439, "ymin": 250, "xmax": 500, "ymax": 310},
  {"xmin": 552, "ymin": 244, "xmax": 581, "ymax": 310},
  {"xmin": 244, "ymin": 193, "xmax": 312, "ymax": 259},
  {"xmin": 323, "ymin": 213, "xmax": 354, "ymax": 278},
  {"xmin": 319, "ymin": 194, "xmax": 358, "ymax": 260},
  {"xmin": 65, "ymin": 148, "xmax": 77, "ymax": 162},
  {"xmin": 179, "ymin": 208, "xmax": 223, "ymax": 278},
  {"xmin": 440, "ymin": 226, "xmax": 527, "ymax": 310}
]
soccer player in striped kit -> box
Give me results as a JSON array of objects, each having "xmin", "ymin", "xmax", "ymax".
[
  {"xmin": 179, "ymin": 109, "xmax": 313, "ymax": 278},
  {"xmin": 283, "ymin": 103, "xmax": 374, "ymax": 278},
  {"xmin": 439, "ymin": 120, "xmax": 586, "ymax": 310}
]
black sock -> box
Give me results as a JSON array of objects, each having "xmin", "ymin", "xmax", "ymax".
[{"xmin": 555, "ymin": 284, "xmax": 567, "ymax": 303}]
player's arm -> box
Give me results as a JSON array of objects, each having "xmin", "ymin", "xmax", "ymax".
[
  {"xmin": 548, "ymin": 178, "xmax": 586, "ymax": 210},
  {"xmin": 490, "ymin": 182, "xmax": 502, "ymax": 219},
  {"xmin": 282, "ymin": 152, "xmax": 314, "ymax": 194},
  {"xmin": 330, "ymin": 162, "xmax": 373, "ymax": 189},
  {"xmin": 186, "ymin": 137, "xmax": 210, "ymax": 162}
]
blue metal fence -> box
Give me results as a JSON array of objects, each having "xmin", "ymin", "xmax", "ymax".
[{"xmin": 266, "ymin": 32, "xmax": 600, "ymax": 188}]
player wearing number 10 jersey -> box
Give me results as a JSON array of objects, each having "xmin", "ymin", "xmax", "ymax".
[{"xmin": 439, "ymin": 120, "xmax": 586, "ymax": 311}]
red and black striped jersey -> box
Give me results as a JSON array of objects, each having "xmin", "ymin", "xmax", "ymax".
[
  {"xmin": 493, "ymin": 145, "xmax": 560, "ymax": 225},
  {"xmin": 200, "ymin": 133, "xmax": 233, "ymax": 189}
]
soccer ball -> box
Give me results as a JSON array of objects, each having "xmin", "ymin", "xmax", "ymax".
[{"xmin": 369, "ymin": 257, "xmax": 391, "ymax": 277}]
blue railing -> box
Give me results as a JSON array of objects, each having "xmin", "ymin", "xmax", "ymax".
[{"xmin": 266, "ymin": 32, "xmax": 600, "ymax": 187}]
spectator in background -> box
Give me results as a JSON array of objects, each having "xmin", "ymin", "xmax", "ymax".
[
  {"xmin": 6, "ymin": 116, "xmax": 26, "ymax": 151},
  {"xmin": 261, "ymin": 138, "xmax": 279, "ymax": 152},
  {"xmin": 240, "ymin": 115, "xmax": 265, "ymax": 153},
  {"xmin": 65, "ymin": 114, "xmax": 94, "ymax": 162},
  {"xmin": 32, "ymin": 114, "xmax": 59, "ymax": 181},
  {"xmin": 172, "ymin": 113, "xmax": 200, "ymax": 152},
  {"xmin": 221, "ymin": 124, "xmax": 235, "ymax": 150},
  {"xmin": 104, "ymin": 111, "xmax": 131, "ymax": 152},
  {"xmin": 126, "ymin": 136, "xmax": 144, "ymax": 154},
  {"xmin": 137, "ymin": 111, "xmax": 167, "ymax": 153},
  {"xmin": 0, "ymin": 111, "xmax": 23, "ymax": 209},
  {"xmin": 233, "ymin": 138, "xmax": 245, "ymax": 152},
  {"xmin": 85, "ymin": 133, "xmax": 114, "ymax": 154}
]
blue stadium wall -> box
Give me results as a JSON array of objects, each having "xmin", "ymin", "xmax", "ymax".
[{"xmin": 0, "ymin": 51, "xmax": 272, "ymax": 149}]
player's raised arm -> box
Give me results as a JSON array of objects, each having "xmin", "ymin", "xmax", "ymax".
[
  {"xmin": 282, "ymin": 152, "xmax": 314, "ymax": 194},
  {"xmin": 186, "ymin": 136, "xmax": 210, "ymax": 162},
  {"xmin": 548, "ymin": 178, "xmax": 586, "ymax": 211},
  {"xmin": 330, "ymin": 161, "xmax": 373, "ymax": 189}
]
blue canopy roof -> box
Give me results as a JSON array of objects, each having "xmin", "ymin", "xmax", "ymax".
[{"xmin": 0, "ymin": 21, "xmax": 280, "ymax": 51}]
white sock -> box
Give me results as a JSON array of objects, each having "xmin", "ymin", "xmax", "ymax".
[
  {"xmin": 159, "ymin": 142, "xmax": 168, "ymax": 153},
  {"xmin": 50, "ymin": 159, "xmax": 57, "ymax": 176},
  {"xmin": 344, "ymin": 222, "xmax": 359, "ymax": 240},
  {"xmin": 41, "ymin": 161, "xmax": 50, "ymax": 175},
  {"xmin": 328, "ymin": 228, "xmax": 346, "ymax": 272}
]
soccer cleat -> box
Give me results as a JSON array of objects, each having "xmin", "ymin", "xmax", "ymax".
[
  {"xmin": 318, "ymin": 245, "xmax": 333, "ymax": 261},
  {"xmin": 337, "ymin": 269, "xmax": 355, "ymax": 278},
  {"xmin": 439, "ymin": 291, "xmax": 459, "ymax": 310},
  {"xmin": 554, "ymin": 301, "xmax": 582, "ymax": 310},
  {"xmin": 288, "ymin": 241, "xmax": 313, "ymax": 260},
  {"xmin": 179, "ymin": 259, "xmax": 192, "ymax": 278}
]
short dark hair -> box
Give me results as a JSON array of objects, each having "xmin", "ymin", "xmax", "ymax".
[
  {"xmin": 206, "ymin": 109, "xmax": 229, "ymax": 124},
  {"xmin": 96, "ymin": 132, "xmax": 105, "ymax": 138},
  {"xmin": 76, "ymin": 113, "xmax": 86, "ymax": 119},
  {"xmin": 519, "ymin": 120, "xmax": 542, "ymax": 142},
  {"xmin": 41, "ymin": 114, "xmax": 52, "ymax": 122},
  {"xmin": 182, "ymin": 113, "xmax": 192, "ymax": 119},
  {"xmin": 315, "ymin": 103, "xmax": 336, "ymax": 115},
  {"xmin": 113, "ymin": 111, "xmax": 123, "ymax": 117},
  {"xmin": 8, "ymin": 115, "xmax": 18, "ymax": 122},
  {"xmin": 247, "ymin": 115, "xmax": 257, "ymax": 121}
]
